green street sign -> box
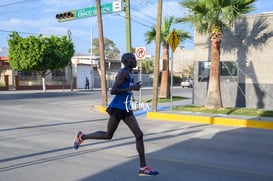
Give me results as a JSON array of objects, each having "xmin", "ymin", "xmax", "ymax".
[
  {"xmin": 76, "ymin": 3, "xmax": 112, "ymax": 19},
  {"xmin": 56, "ymin": 1, "xmax": 122, "ymax": 22}
]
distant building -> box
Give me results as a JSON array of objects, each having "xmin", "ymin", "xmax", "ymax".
[
  {"xmin": 71, "ymin": 54, "xmax": 122, "ymax": 89},
  {"xmin": 173, "ymin": 46, "xmax": 194, "ymax": 77}
]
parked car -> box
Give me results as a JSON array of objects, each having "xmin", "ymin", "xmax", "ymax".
[{"xmin": 181, "ymin": 79, "xmax": 193, "ymax": 88}]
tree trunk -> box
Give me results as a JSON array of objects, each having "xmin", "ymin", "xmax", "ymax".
[
  {"xmin": 159, "ymin": 43, "xmax": 170, "ymax": 98},
  {"xmin": 151, "ymin": 0, "xmax": 163, "ymax": 111},
  {"xmin": 205, "ymin": 37, "xmax": 223, "ymax": 108},
  {"xmin": 96, "ymin": 0, "xmax": 108, "ymax": 107},
  {"xmin": 42, "ymin": 76, "xmax": 46, "ymax": 93}
]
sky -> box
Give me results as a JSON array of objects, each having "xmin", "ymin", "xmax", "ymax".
[{"xmin": 0, "ymin": 0, "xmax": 273, "ymax": 57}]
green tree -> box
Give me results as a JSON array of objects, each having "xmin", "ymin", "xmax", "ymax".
[
  {"xmin": 137, "ymin": 59, "xmax": 153, "ymax": 74},
  {"xmin": 177, "ymin": 0, "xmax": 256, "ymax": 108},
  {"xmin": 90, "ymin": 37, "xmax": 120, "ymax": 59},
  {"xmin": 145, "ymin": 16, "xmax": 191, "ymax": 98},
  {"xmin": 8, "ymin": 32, "xmax": 74, "ymax": 92}
]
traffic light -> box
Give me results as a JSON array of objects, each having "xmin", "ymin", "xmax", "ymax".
[{"xmin": 56, "ymin": 10, "xmax": 75, "ymax": 22}]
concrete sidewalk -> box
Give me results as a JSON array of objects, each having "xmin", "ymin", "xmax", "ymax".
[{"xmin": 96, "ymin": 99, "xmax": 273, "ymax": 131}]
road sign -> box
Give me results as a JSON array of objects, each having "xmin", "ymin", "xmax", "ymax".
[
  {"xmin": 135, "ymin": 47, "xmax": 146, "ymax": 60},
  {"xmin": 76, "ymin": 3, "xmax": 113, "ymax": 19},
  {"xmin": 56, "ymin": 1, "xmax": 123, "ymax": 22},
  {"xmin": 168, "ymin": 29, "xmax": 179, "ymax": 52}
]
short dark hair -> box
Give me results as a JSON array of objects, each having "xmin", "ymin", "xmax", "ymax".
[{"xmin": 121, "ymin": 53, "xmax": 135, "ymax": 63}]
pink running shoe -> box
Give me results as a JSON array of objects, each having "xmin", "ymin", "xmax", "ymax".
[
  {"xmin": 73, "ymin": 131, "xmax": 83, "ymax": 150},
  {"xmin": 139, "ymin": 166, "xmax": 159, "ymax": 176}
]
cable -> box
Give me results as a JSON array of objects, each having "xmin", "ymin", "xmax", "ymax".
[
  {"xmin": 0, "ymin": 29, "xmax": 63, "ymax": 37},
  {"xmin": 0, "ymin": 0, "xmax": 37, "ymax": 8}
]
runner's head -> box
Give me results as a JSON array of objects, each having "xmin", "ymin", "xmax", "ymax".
[{"xmin": 121, "ymin": 53, "xmax": 137, "ymax": 69}]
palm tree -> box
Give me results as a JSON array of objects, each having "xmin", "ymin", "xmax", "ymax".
[
  {"xmin": 145, "ymin": 16, "xmax": 191, "ymax": 98},
  {"xmin": 137, "ymin": 59, "xmax": 153, "ymax": 74},
  {"xmin": 176, "ymin": 0, "xmax": 256, "ymax": 108}
]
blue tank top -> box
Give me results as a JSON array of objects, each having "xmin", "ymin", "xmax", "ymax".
[{"xmin": 109, "ymin": 68, "xmax": 134, "ymax": 111}]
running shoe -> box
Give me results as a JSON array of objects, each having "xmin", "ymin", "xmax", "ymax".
[
  {"xmin": 73, "ymin": 131, "xmax": 83, "ymax": 150},
  {"xmin": 139, "ymin": 166, "xmax": 159, "ymax": 176}
]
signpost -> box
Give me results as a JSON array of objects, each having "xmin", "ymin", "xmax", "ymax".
[
  {"xmin": 135, "ymin": 47, "xmax": 146, "ymax": 60},
  {"xmin": 168, "ymin": 29, "xmax": 179, "ymax": 52},
  {"xmin": 76, "ymin": 3, "xmax": 113, "ymax": 19},
  {"xmin": 135, "ymin": 47, "xmax": 146, "ymax": 103},
  {"xmin": 168, "ymin": 29, "xmax": 179, "ymax": 110}
]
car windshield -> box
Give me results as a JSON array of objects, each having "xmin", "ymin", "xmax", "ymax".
[{"xmin": 182, "ymin": 79, "xmax": 191, "ymax": 82}]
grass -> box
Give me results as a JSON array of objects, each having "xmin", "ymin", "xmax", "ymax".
[
  {"xmin": 145, "ymin": 96, "xmax": 188, "ymax": 103},
  {"xmin": 173, "ymin": 105, "xmax": 273, "ymax": 118},
  {"xmin": 145, "ymin": 96, "xmax": 273, "ymax": 118}
]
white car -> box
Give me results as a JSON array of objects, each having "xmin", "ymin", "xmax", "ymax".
[{"xmin": 181, "ymin": 79, "xmax": 193, "ymax": 88}]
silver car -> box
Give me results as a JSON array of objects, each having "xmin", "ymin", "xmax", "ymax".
[{"xmin": 181, "ymin": 79, "xmax": 193, "ymax": 88}]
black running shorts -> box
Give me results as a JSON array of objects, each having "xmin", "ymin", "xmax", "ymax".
[{"xmin": 106, "ymin": 107, "xmax": 133, "ymax": 121}]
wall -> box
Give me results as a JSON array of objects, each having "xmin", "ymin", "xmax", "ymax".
[{"xmin": 193, "ymin": 12, "xmax": 273, "ymax": 109}]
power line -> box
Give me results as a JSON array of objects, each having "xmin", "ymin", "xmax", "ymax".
[
  {"xmin": 0, "ymin": 0, "xmax": 37, "ymax": 8},
  {"xmin": 131, "ymin": 0, "xmax": 157, "ymax": 25},
  {"xmin": 0, "ymin": 29, "xmax": 63, "ymax": 37}
]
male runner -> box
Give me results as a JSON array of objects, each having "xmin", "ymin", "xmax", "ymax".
[{"xmin": 73, "ymin": 52, "xmax": 159, "ymax": 176}]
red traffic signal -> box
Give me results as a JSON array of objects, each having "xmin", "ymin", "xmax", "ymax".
[{"xmin": 56, "ymin": 11, "xmax": 75, "ymax": 22}]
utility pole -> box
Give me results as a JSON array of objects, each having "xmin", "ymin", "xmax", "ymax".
[
  {"xmin": 67, "ymin": 29, "xmax": 73, "ymax": 92},
  {"xmin": 95, "ymin": 0, "xmax": 108, "ymax": 106},
  {"xmin": 90, "ymin": 27, "xmax": 94, "ymax": 90},
  {"xmin": 125, "ymin": 0, "xmax": 132, "ymax": 52},
  {"xmin": 152, "ymin": 0, "xmax": 163, "ymax": 112}
]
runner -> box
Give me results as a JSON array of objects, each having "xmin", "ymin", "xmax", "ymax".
[{"xmin": 73, "ymin": 52, "xmax": 159, "ymax": 176}]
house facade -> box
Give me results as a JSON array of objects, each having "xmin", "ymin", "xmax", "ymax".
[{"xmin": 71, "ymin": 54, "xmax": 122, "ymax": 89}]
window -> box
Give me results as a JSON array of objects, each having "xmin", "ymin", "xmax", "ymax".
[
  {"xmin": 221, "ymin": 62, "xmax": 238, "ymax": 76},
  {"xmin": 52, "ymin": 69, "xmax": 65, "ymax": 81},
  {"xmin": 18, "ymin": 71, "xmax": 36, "ymax": 80},
  {"xmin": 198, "ymin": 62, "xmax": 210, "ymax": 81},
  {"xmin": 198, "ymin": 61, "xmax": 238, "ymax": 82}
]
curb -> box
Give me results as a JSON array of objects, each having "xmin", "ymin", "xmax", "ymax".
[
  {"xmin": 146, "ymin": 112, "xmax": 273, "ymax": 130},
  {"xmin": 94, "ymin": 105, "xmax": 107, "ymax": 114}
]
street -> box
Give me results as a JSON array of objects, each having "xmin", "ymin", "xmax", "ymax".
[{"xmin": 0, "ymin": 88, "xmax": 273, "ymax": 181}]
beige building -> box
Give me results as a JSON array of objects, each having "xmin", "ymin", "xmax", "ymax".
[
  {"xmin": 173, "ymin": 47, "xmax": 194, "ymax": 77},
  {"xmin": 192, "ymin": 12, "xmax": 273, "ymax": 109}
]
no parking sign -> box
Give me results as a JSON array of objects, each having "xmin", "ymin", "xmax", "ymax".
[{"xmin": 135, "ymin": 47, "xmax": 146, "ymax": 60}]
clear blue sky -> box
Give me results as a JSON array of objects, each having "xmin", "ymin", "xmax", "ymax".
[{"xmin": 0, "ymin": 0, "xmax": 272, "ymax": 56}]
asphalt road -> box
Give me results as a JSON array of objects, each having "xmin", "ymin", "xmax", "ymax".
[{"xmin": 1, "ymin": 88, "xmax": 273, "ymax": 181}]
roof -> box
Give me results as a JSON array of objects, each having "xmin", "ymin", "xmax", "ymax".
[{"xmin": 0, "ymin": 56, "xmax": 8, "ymax": 61}]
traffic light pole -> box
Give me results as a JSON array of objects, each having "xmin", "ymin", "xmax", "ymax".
[{"xmin": 125, "ymin": 0, "xmax": 132, "ymax": 52}]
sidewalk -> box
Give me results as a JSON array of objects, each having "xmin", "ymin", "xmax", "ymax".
[
  {"xmin": 150, "ymin": 100, "xmax": 273, "ymax": 130},
  {"xmin": 96, "ymin": 99, "xmax": 273, "ymax": 131}
]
